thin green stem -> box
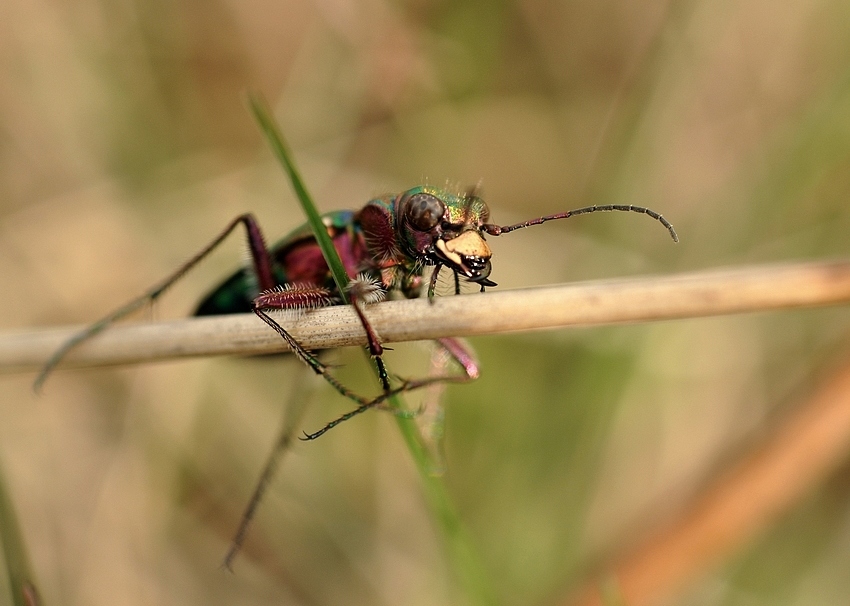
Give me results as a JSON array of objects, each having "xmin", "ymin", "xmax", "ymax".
[
  {"xmin": 0, "ymin": 455, "xmax": 40, "ymax": 606},
  {"xmin": 247, "ymin": 93, "xmax": 351, "ymax": 304},
  {"xmin": 394, "ymin": 409, "xmax": 498, "ymax": 605},
  {"xmin": 249, "ymin": 93, "xmax": 496, "ymax": 604}
]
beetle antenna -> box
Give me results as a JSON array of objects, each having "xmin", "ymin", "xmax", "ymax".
[{"xmin": 482, "ymin": 204, "xmax": 678, "ymax": 242}]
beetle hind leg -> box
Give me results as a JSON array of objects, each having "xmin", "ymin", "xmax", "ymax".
[{"xmin": 36, "ymin": 213, "xmax": 276, "ymax": 392}]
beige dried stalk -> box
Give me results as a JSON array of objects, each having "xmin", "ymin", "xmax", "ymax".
[{"xmin": 2, "ymin": 260, "xmax": 850, "ymax": 375}]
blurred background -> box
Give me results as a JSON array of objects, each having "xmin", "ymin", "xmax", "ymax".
[{"xmin": 2, "ymin": 0, "xmax": 850, "ymax": 604}]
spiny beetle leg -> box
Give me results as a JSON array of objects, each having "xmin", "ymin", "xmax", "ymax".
[
  {"xmin": 425, "ymin": 266, "xmax": 464, "ymax": 299},
  {"xmin": 417, "ymin": 337, "xmax": 479, "ymax": 474},
  {"xmin": 222, "ymin": 368, "xmax": 313, "ymax": 571},
  {"xmin": 347, "ymin": 275, "xmax": 391, "ymax": 392},
  {"xmin": 251, "ymin": 304, "xmax": 371, "ymax": 408},
  {"xmin": 300, "ymin": 337, "xmax": 480, "ymax": 440},
  {"xmin": 35, "ymin": 214, "xmax": 275, "ymax": 392},
  {"xmin": 253, "ymin": 275, "xmax": 404, "ymax": 438},
  {"xmin": 427, "ymin": 264, "xmax": 442, "ymax": 301},
  {"xmin": 222, "ymin": 363, "xmax": 419, "ymax": 568},
  {"xmin": 251, "ymin": 276, "xmax": 394, "ymax": 408},
  {"xmin": 299, "ymin": 382, "xmax": 418, "ymax": 440}
]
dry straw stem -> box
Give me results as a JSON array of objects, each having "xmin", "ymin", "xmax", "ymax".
[
  {"xmin": 567, "ymin": 353, "xmax": 850, "ymax": 606},
  {"xmin": 2, "ymin": 259, "xmax": 850, "ymax": 374}
]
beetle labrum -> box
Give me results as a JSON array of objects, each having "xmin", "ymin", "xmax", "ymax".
[{"xmin": 35, "ymin": 184, "xmax": 677, "ymax": 565}]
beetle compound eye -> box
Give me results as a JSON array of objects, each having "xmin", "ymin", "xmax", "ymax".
[{"xmin": 405, "ymin": 194, "xmax": 445, "ymax": 231}]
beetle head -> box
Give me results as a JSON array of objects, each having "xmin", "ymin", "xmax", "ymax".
[{"xmin": 397, "ymin": 186, "xmax": 496, "ymax": 285}]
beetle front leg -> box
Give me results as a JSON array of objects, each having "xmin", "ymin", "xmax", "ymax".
[
  {"xmin": 251, "ymin": 287, "xmax": 373, "ymax": 408},
  {"xmin": 427, "ymin": 264, "xmax": 441, "ymax": 299},
  {"xmin": 347, "ymin": 275, "xmax": 391, "ymax": 392},
  {"xmin": 425, "ymin": 264, "xmax": 464, "ymax": 299},
  {"xmin": 301, "ymin": 336, "xmax": 480, "ymax": 440}
]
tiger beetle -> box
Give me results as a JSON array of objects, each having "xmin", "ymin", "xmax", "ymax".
[
  {"xmin": 37, "ymin": 185, "xmax": 678, "ymax": 432},
  {"xmin": 35, "ymin": 184, "xmax": 677, "ymax": 566}
]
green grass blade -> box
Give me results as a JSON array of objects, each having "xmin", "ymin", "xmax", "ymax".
[
  {"xmin": 394, "ymin": 413, "xmax": 499, "ymax": 605},
  {"xmin": 248, "ymin": 94, "xmax": 496, "ymax": 604},
  {"xmin": 247, "ymin": 93, "xmax": 351, "ymax": 304},
  {"xmin": 0, "ymin": 456, "xmax": 40, "ymax": 606}
]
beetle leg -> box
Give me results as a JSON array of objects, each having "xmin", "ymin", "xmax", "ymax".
[
  {"xmin": 299, "ymin": 382, "xmax": 419, "ymax": 440},
  {"xmin": 251, "ymin": 301, "xmax": 372, "ymax": 408},
  {"xmin": 35, "ymin": 214, "xmax": 275, "ymax": 391},
  {"xmin": 427, "ymin": 264, "xmax": 442, "ymax": 300},
  {"xmin": 347, "ymin": 275, "xmax": 390, "ymax": 392},
  {"xmin": 301, "ymin": 337, "xmax": 480, "ymax": 440},
  {"xmin": 345, "ymin": 274, "xmax": 391, "ymax": 393},
  {"xmin": 252, "ymin": 275, "xmax": 394, "ymax": 406},
  {"xmin": 415, "ymin": 340, "xmax": 457, "ymax": 475},
  {"xmin": 353, "ymin": 300, "xmax": 391, "ymax": 392},
  {"xmin": 228, "ymin": 276, "xmax": 389, "ymax": 568},
  {"xmin": 433, "ymin": 337, "xmax": 480, "ymax": 381},
  {"xmin": 222, "ymin": 367, "xmax": 313, "ymax": 570}
]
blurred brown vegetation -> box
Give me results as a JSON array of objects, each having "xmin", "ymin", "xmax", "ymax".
[{"xmin": 2, "ymin": 0, "xmax": 850, "ymax": 604}]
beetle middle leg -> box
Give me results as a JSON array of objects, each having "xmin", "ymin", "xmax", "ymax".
[
  {"xmin": 222, "ymin": 366, "xmax": 314, "ymax": 570},
  {"xmin": 417, "ymin": 337, "xmax": 479, "ymax": 473},
  {"xmin": 300, "ymin": 336, "xmax": 480, "ymax": 440}
]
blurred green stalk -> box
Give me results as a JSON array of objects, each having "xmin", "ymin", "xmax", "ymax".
[
  {"xmin": 248, "ymin": 93, "xmax": 497, "ymax": 605},
  {"xmin": 0, "ymin": 455, "xmax": 40, "ymax": 606}
]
